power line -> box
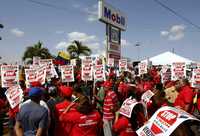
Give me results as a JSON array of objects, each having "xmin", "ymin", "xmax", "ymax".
[{"xmin": 152, "ymin": 0, "xmax": 200, "ymax": 31}]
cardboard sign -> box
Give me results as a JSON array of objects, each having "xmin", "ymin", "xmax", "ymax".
[
  {"xmin": 119, "ymin": 97, "xmax": 144, "ymax": 118},
  {"xmin": 81, "ymin": 57, "xmax": 93, "ymax": 81},
  {"xmin": 5, "ymin": 85, "xmax": 23, "ymax": 109},
  {"xmin": 37, "ymin": 65, "xmax": 46, "ymax": 85},
  {"xmin": 1, "ymin": 65, "xmax": 19, "ymax": 88},
  {"xmin": 161, "ymin": 65, "xmax": 171, "ymax": 83},
  {"xmin": 191, "ymin": 68, "xmax": 200, "ymax": 88},
  {"xmin": 119, "ymin": 59, "xmax": 127, "ymax": 72},
  {"xmin": 25, "ymin": 69, "xmax": 37, "ymax": 87},
  {"xmin": 139, "ymin": 62, "xmax": 148, "ymax": 76},
  {"xmin": 141, "ymin": 90, "xmax": 154, "ymax": 103},
  {"xmin": 94, "ymin": 65, "xmax": 106, "ymax": 81},
  {"xmin": 107, "ymin": 58, "xmax": 114, "ymax": 67},
  {"xmin": 136, "ymin": 106, "xmax": 199, "ymax": 136},
  {"xmin": 171, "ymin": 62, "xmax": 186, "ymax": 81},
  {"xmin": 60, "ymin": 65, "xmax": 74, "ymax": 82}
]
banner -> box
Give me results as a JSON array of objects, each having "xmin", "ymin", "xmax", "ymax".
[
  {"xmin": 25, "ymin": 69, "xmax": 37, "ymax": 87},
  {"xmin": 37, "ymin": 65, "xmax": 46, "ymax": 85},
  {"xmin": 171, "ymin": 62, "xmax": 186, "ymax": 81},
  {"xmin": 81, "ymin": 57, "xmax": 93, "ymax": 81},
  {"xmin": 139, "ymin": 62, "xmax": 148, "ymax": 76},
  {"xmin": 5, "ymin": 85, "xmax": 23, "ymax": 109},
  {"xmin": 119, "ymin": 97, "xmax": 145, "ymax": 118},
  {"xmin": 119, "ymin": 59, "xmax": 127, "ymax": 72},
  {"xmin": 94, "ymin": 65, "xmax": 106, "ymax": 81},
  {"xmin": 1, "ymin": 65, "xmax": 19, "ymax": 88},
  {"xmin": 107, "ymin": 58, "xmax": 114, "ymax": 67},
  {"xmin": 136, "ymin": 106, "xmax": 199, "ymax": 136},
  {"xmin": 161, "ymin": 65, "xmax": 171, "ymax": 83},
  {"xmin": 60, "ymin": 65, "xmax": 74, "ymax": 82},
  {"xmin": 191, "ymin": 68, "xmax": 200, "ymax": 88},
  {"xmin": 141, "ymin": 90, "xmax": 154, "ymax": 103}
]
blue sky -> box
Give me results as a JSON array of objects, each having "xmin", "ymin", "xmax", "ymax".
[{"xmin": 0, "ymin": 0, "xmax": 200, "ymax": 63}]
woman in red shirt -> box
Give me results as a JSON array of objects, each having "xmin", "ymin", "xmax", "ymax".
[{"xmin": 61, "ymin": 96, "xmax": 102, "ymax": 136}]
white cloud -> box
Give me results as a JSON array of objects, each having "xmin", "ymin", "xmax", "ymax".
[
  {"xmin": 10, "ymin": 28, "xmax": 24, "ymax": 37},
  {"xmin": 84, "ymin": 4, "xmax": 98, "ymax": 22},
  {"xmin": 56, "ymin": 30, "xmax": 65, "ymax": 34},
  {"xmin": 161, "ymin": 24, "xmax": 186, "ymax": 41},
  {"xmin": 56, "ymin": 41, "xmax": 70, "ymax": 49},
  {"xmin": 56, "ymin": 32, "xmax": 100, "ymax": 51}
]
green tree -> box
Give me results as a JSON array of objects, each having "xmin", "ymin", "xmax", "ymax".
[
  {"xmin": 22, "ymin": 41, "xmax": 52, "ymax": 64},
  {"xmin": 67, "ymin": 40, "xmax": 92, "ymax": 59}
]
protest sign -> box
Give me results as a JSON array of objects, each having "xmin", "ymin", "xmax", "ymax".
[
  {"xmin": 107, "ymin": 58, "xmax": 114, "ymax": 67},
  {"xmin": 191, "ymin": 68, "xmax": 200, "ymax": 88},
  {"xmin": 139, "ymin": 62, "xmax": 148, "ymax": 76},
  {"xmin": 70, "ymin": 59, "xmax": 76, "ymax": 66},
  {"xmin": 81, "ymin": 57, "xmax": 93, "ymax": 81},
  {"xmin": 171, "ymin": 62, "xmax": 186, "ymax": 81},
  {"xmin": 1, "ymin": 65, "xmax": 19, "ymax": 88},
  {"xmin": 94, "ymin": 64, "xmax": 106, "ymax": 81},
  {"xmin": 60, "ymin": 65, "xmax": 74, "ymax": 82},
  {"xmin": 136, "ymin": 106, "xmax": 199, "ymax": 136},
  {"xmin": 119, "ymin": 97, "xmax": 145, "ymax": 118},
  {"xmin": 119, "ymin": 59, "xmax": 127, "ymax": 72},
  {"xmin": 161, "ymin": 65, "xmax": 171, "ymax": 83},
  {"xmin": 141, "ymin": 90, "xmax": 154, "ymax": 103},
  {"xmin": 33, "ymin": 56, "xmax": 40, "ymax": 66},
  {"xmin": 5, "ymin": 85, "xmax": 23, "ymax": 109},
  {"xmin": 25, "ymin": 69, "xmax": 37, "ymax": 87},
  {"xmin": 36, "ymin": 65, "xmax": 46, "ymax": 85}
]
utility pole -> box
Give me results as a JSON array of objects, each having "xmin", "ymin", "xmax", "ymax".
[
  {"xmin": 135, "ymin": 42, "xmax": 141, "ymax": 61},
  {"xmin": 0, "ymin": 24, "xmax": 3, "ymax": 40}
]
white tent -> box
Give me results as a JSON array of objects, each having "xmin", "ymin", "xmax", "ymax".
[{"xmin": 141, "ymin": 51, "xmax": 194, "ymax": 65}]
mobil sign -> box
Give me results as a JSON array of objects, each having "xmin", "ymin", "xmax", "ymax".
[{"xmin": 98, "ymin": 1, "xmax": 127, "ymax": 31}]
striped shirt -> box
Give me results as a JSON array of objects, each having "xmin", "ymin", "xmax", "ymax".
[{"xmin": 103, "ymin": 90, "xmax": 118, "ymax": 120}]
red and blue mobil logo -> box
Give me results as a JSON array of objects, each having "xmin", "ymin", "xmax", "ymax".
[
  {"xmin": 151, "ymin": 110, "xmax": 178, "ymax": 135},
  {"xmin": 104, "ymin": 6, "xmax": 126, "ymax": 28}
]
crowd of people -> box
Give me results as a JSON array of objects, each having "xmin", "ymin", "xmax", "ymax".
[{"xmin": 0, "ymin": 64, "xmax": 200, "ymax": 136}]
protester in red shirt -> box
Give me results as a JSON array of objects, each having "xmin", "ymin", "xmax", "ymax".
[
  {"xmin": 103, "ymin": 81, "xmax": 119, "ymax": 136},
  {"xmin": 61, "ymin": 96, "xmax": 102, "ymax": 136},
  {"xmin": 54, "ymin": 86, "xmax": 75, "ymax": 136},
  {"xmin": 174, "ymin": 79, "xmax": 194, "ymax": 112}
]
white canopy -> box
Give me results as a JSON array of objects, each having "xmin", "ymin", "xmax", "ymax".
[{"xmin": 141, "ymin": 51, "xmax": 194, "ymax": 65}]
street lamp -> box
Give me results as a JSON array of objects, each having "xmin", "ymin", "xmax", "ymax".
[{"xmin": 135, "ymin": 42, "xmax": 141, "ymax": 61}]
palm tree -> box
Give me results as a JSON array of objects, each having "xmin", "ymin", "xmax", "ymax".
[
  {"xmin": 22, "ymin": 41, "xmax": 52, "ymax": 64},
  {"xmin": 67, "ymin": 40, "xmax": 92, "ymax": 59}
]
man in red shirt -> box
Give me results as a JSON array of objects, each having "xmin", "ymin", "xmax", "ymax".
[
  {"xmin": 174, "ymin": 79, "xmax": 194, "ymax": 112},
  {"xmin": 54, "ymin": 86, "xmax": 74, "ymax": 136},
  {"xmin": 103, "ymin": 81, "xmax": 119, "ymax": 136}
]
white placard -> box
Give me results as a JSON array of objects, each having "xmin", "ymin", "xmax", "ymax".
[
  {"xmin": 25, "ymin": 69, "xmax": 37, "ymax": 87},
  {"xmin": 119, "ymin": 59, "xmax": 127, "ymax": 72},
  {"xmin": 161, "ymin": 65, "xmax": 171, "ymax": 83},
  {"xmin": 5, "ymin": 85, "xmax": 23, "ymax": 109},
  {"xmin": 33, "ymin": 56, "xmax": 40, "ymax": 66},
  {"xmin": 136, "ymin": 106, "xmax": 199, "ymax": 136},
  {"xmin": 171, "ymin": 62, "xmax": 186, "ymax": 81},
  {"xmin": 81, "ymin": 57, "xmax": 93, "ymax": 81},
  {"xmin": 94, "ymin": 64, "xmax": 106, "ymax": 81},
  {"xmin": 139, "ymin": 62, "xmax": 148, "ymax": 76},
  {"xmin": 119, "ymin": 97, "xmax": 144, "ymax": 118},
  {"xmin": 37, "ymin": 65, "xmax": 46, "ymax": 85},
  {"xmin": 60, "ymin": 65, "xmax": 74, "ymax": 82},
  {"xmin": 191, "ymin": 68, "xmax": 200, "ymax": 88},
  {"xmin": 1, "ymin": 65, "xmax": 19, "ymax": 88},
  {"xmin": 141, "ymin": 90, "xmax": 154, "ymax": 103},
  {"xmin": 107, "ymin": 58, "xmax": 114, "ymax": 67}
]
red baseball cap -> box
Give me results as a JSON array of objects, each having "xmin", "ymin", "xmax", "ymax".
[
  {"xmin": 59, "ymin": 86, "xmax": 73, "ymax": 97},
  {"xmin": 103, "ymin": 81, "xmax": 112, "ymax": 88}
]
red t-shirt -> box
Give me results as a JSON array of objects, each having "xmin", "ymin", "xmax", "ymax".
[
  {"xmin": 174, "ymin": 85, "xmax": 194, "ymax": 111},
  {"xmin": 55, "ymin": 100, "xmax": 74, "ymax": 136},
  {"xmin": 113, "ymin": 116, "xmax": 137, "ymax": 136},
  {"xmin": 103, "ymin": 90, "xmax": 118, "ymax": 120},
  {"xmin": 62, "ymin": 110, "xmax": 101, "ymax": 136}
]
